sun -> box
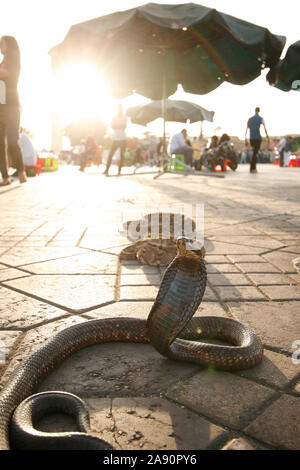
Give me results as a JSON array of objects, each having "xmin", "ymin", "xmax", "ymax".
[{"xmin": 52, "ymin": 62, "xmax": 113, "ymax": 126}]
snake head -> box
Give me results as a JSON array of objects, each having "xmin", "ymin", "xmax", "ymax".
[{"xmin": 176, "ymin": 237, "xmax": 205, "ymax": 257}]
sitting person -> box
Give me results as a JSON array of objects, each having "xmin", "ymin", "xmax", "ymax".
[
  {"xmin": 18, "ymin": 128, "xmax": 37, "ymax": 166},
  {"xmin": 210, "ymin": 135, "xmax": 219, "ymax": 150},
  {"xmin": 169, "ymin": 129, "xmax": 196, "ymax": 167},
  {"xmin": 219, "ymin": 133, "xmax": 230, "ymax": 145},
  {"xmin": 79, "ymin": 136, "xmax": 98, "ymax": 172}
]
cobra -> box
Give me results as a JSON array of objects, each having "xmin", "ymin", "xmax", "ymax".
[{"xmin": 0, "ymin": 237, "xmax": 263, "ymax": 450}]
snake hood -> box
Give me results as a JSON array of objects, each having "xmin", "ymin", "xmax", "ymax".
[{"xmin": 146, "ymin": 237, "xmax": 207, "ymax": 355}]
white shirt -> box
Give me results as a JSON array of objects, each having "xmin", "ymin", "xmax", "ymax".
[
  {"xmin": 18, "ymin": 131, "xmax": 37, "ymax": 166},
  {"xmin": 170, "ymin": 132, "xmax": 186, "ymax": 154},
  {"xmin": 111, "ymin": 115, "xmax": 127, "ymax": 141},
  {"xmin": 279, "ymin": 138, "xmax": 287, "ymax": 152},
  {"xmin": 0, "ymin": 81, "xmax": 6, "ymax": 104}
]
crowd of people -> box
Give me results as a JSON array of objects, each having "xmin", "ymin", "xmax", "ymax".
[{"xmin": 0, "ymin": 34, "xmax": 298, "ymax": 183}]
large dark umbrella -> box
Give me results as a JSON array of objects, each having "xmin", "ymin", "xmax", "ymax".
[
  {"xmin": 127, "ymin": 99, "xmax": 214, "ymax": 126},
  {"xmin": 267, "ymin": 41, "xmax": 300, "ymax": 91},
  {"xmin": 49, "ymin": 3, "xmax": 285, "ymax": 158},
  {"xmin": 50, "ymin": 3, "xmax": 285, "ymax": 99}
]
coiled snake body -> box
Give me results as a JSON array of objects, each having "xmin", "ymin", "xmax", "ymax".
[{"xmin": 0, "ymin": 238, "xmax": 263, "ymax": 450}]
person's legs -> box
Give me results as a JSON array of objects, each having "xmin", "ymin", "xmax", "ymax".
[
  {"xmin": 0, "ymin": 119, "xmax": 9, "ymax": 182},
  {"xmin": 79, "ymin": 152, "xmax": 87, "ymax": 172},
  {"xmin": 279, "ymin": 150, "xmax": 284, "ymax": 167},
  {"xmin": 173, "ymin": 145, "xmax": 194, "ymax": 167},
  {"xmin": 250, "ymin": 139, "xmax": 261, "ymax": 172},
  {"xmin": 184, "ymin": 148, "xmax": 194, "ymax": 167},
  {"xmin": 118, "ymin": 140, "xmax": 126, "ymax": 175},
  {"xmin": 6, "ymin": 107, "xmax": 26, "ymax": 182},
  {"xmin": 284, "ymin": 151, "xmax": 291, "ymax": 167},
  {"xmin": 105, "ymin": 141, "xmax": 119, "ymax": 174}
]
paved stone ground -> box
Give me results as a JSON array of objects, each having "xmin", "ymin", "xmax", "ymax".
[{"xmin": 0, "ymin": 163, "xmax": 299, "ymax": 450}]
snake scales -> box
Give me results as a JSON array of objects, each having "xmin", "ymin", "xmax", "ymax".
[{"xmin": 0, "ymin": 238, "xmax": 263, "ymax": 450}]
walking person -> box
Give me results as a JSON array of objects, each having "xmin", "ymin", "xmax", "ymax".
[
  {"xmin": 104, "ymin": 104, "xmax": 127, "ymax": 176},
  {"xmin": 245, "ymin": 107, "xmax": 270, "ymax": 174},
  {"xmin": 278, "ymin": 135, "xmax": 287, "ymax": 168},
  {"xmin": 283, "ymin": 135, "xmax": 293, "ymax": 167},
  {"xmin": 0, "ymin": 36, "xmax": 26, "ymax": 185}
]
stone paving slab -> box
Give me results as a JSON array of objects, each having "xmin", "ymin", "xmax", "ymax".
[
  {"xmin": 208, "ymin": 273, "xmax": 252, "ymax": 286},
  {"xmin": 228, "ymin": 302, "xmax": 300, "ymax": 354},
  {"xmin": 0, "ymin": 286, "xmax": 69, "ymax": 329},
  {"xmin": 0, "ymin": 330, "xmax": 21, "ymax": 355},
  {"xmin": 288, "ymin": 273, "xmax": 300, "ymax": 284},
  {"xmin": 227, "ymin": 255, "xmax": 271, "ymax": 263},
  {"xmin": 208, "ymin": 236, "xmax": 285, "ymax": 250},
  {"xmin": 119, "ymin": 285, "xmax": 218, "ymax": 302},
  {"xmin": 205, "ymin": 242, "xmax": 265, "ymax": 255},
  {"xmin": 0, "ymin": 331, "xmax": 22, "ymax": 380},
  {"xmin": 236, "ymin": 349, "xmax": 300, "ymax": 390},
  {"xmin": 206, "ymin": 264, "xmax": 240, "ymax": 274},
  {"xmin": 120, "ymin": 286, "xmax": 159, "ymax": 302},
  {"xmin": 204, "ymin": 255, "xmax": 230, "ymax": 264},
  {"xmin": 0, "ymin": 315, "xmax": 87, "ymax": 389},
  {"xmin": 86, "ymin": 397, "xmax": 227, "ymax": 450},
  {"xmin": 120, "ymin": 274, "xmax": 162, "ymax": 286},
  {"xmin": 244, "ymin": 395, "xmax": 300, "ymax": 450},
  {"xmin": 84, "ymin": 301, "xmax": 228, "ymax": 321},
  {"xmin": 206, "ymin": 226, "xmax": 262, "ymax": 236},
  {"xmin": 37, "ymin": 342, "xmax": 199, "ymax": 398},
  {"xmin": 281, "ymin": 245, "xmax": 300, "ymax": 254},
  {"xmin": 0, "ymin": 268, "xmax": 31, "ymax": 282},
  {"xmin": 121, "ymin": 264, "xmax": 160, "ymax": 275},
  {"xmin": 246, "ymin": 273, "xmax": 296, "ymax": 286},
  {"xmin": 0, "ymin": 246, "xmax": 88, "ymax": 267},
  {"xmin": 212, "ymin": 285, "xmax": 267, "ymax": 302},
  {"xmin": 79, "ymin": 235, "xmax": 129, "ymax": 252},
  {"xmin": 22, "ymin": 252, "xmax": 119, "ymax": 275},
  {"xmin": 260, "ymin": 285, "xmax": 300, "ymax": 300},
  {"xmin": 166, "ymin": 370, "xmax": 276, "ymax": 431},
  {"xmin": 235, "ymin": 263, "xmax": 282, "ymax": 273},
  {"xmin": 3, "ymin": 275, "xmax": 117, "ymax": 313},
  {"xmin": 262, "ymin": 251, "xmax": 298, "ymax": 273}
]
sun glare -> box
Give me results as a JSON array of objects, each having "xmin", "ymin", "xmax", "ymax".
[{"xmin": 52, "ymin": 62, "xmax": 113, "ymax": 126}]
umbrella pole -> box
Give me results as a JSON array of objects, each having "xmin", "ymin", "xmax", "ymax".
[
  {"xmin": 155, "ymin": 48, "xmax": 168, "ymax": 179},
  {"xmin": 162, "ymin": 49, "xmax": 167, "ymax": 164},
  {"xmin": 200, "ymin": 121, "xmax": 204, "ymax": 139}
]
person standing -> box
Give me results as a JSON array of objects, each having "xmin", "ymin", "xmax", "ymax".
[
  {"xmin": 278, "ymin": 136, "xmax": 287, "ymax": 168},
  {"xmin": 104, "ymin": 104, "xmax": 127, "ymax": 176},
  {"xmin": 283, "ymin": 135, "xmax": 293, "ymax": 167},
  {"xmin": 245, "ymin": 107, "xmax": 270, "ymax": 174},
  {"xmin": 0, "ymin": 36, "xmax": 26, "ymax": 185},
  {"xmin": 192, "ymin": 137, "xmax": 201, "ymax": 170}
]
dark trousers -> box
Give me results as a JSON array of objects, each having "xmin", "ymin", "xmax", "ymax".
[
  {"xmin": 105, "ymin": 140, "xmax": 126, "ymax": 174},
  {"xmin": 279, "ymin": 150, "xmax": 284, "ymax": 167},
  {"xmin": 79, "ymin": 149, "xmax": 95, "ymax": 171},
  {"xmin": 0, "ymin": 105, "xmax": 24, "ymax": 180},
  {"xmin": 250, "ymin": 139, "xmax": 261, "ymax": 171}
]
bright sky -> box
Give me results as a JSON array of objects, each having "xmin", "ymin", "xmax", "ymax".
[{"xmin": 0, "ymin": 0, "xmax": 299, "ymax": 149}]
